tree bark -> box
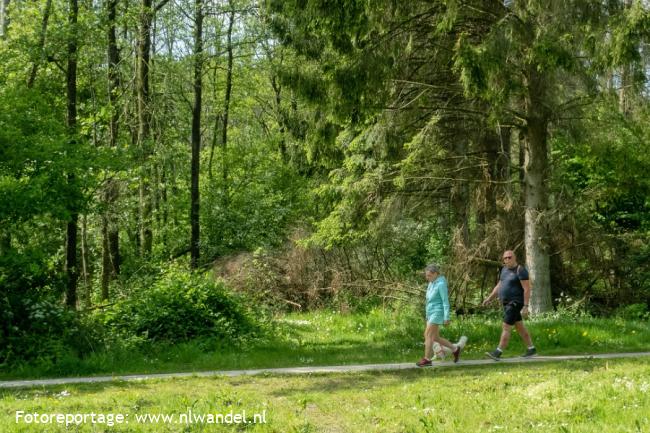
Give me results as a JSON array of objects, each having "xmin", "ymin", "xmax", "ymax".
[
  {"xmin": 101, "ymin": 180, "xmax": 120, "ymax": 300},
  {"xmin": 107, "ymin": 0, "xmax": 120, "ymax": 150},
  {"xmin": 0, "ymin": 231, "xmax": 10, "ymax": 255},
  {"xmin": 496, "ymin": 126, "xmax": 511, "ymax": 222},
  {"xmin": 101, "ymin": 0, "xmax": 121, "ymax": 300},
  {"xmin": 221, "ymin": 4, "xmax": 235, "ymax": 206},
  {"xmin": 619, "ymin": 0, "xmax": 633, "ymax": 116},
  {"xmin": 160, "ymin": 164, "xmax": 168, "ymax": 249},
  {"xmin": 208, "ymin": 51, "xmax": 220, "ymax": 179},
  {"xmin": 476, "ymin": 126, "xmax": 509, "ymax": 255},
  {"xmin": 137, "ymin": 0, "xmax": 153, "ymax": 256},
  {"xmin": 451, "ymin": 137, "xmax": 470, "ymax": 247},
  {"xmin": 523, "ymin": 68, "xmax": 553, "ymax": 314},
  {"xmin": 27, "ymin": 0, "xmax": 52, "ymax": 88},
  {"xmin": 101, "ymin": 215, "xmax": 111, "ymax": 301},
  {"xmin": 81, "ymin": 213, "xmax": 90, "ymax": 306},
  {"xmin": 479, "ymin": 126, "xmax": 507, "ymax": 229},
  {"xmin": 0, "ymin": 0, "xmax": 9, "ymax": 39},
  {"xmin": 190, "ymin": 0, "xmax": 203, "ymax": 269},
  {"xmin": 65, "ymin": 0, "xmax": 79, "ymax": 309},
  {"xmin": 481, "ymin": 129, "xmax": 499, "ymax": 224},
  {"xmin": 270, "ymin": 74, "xmax": 288, "ymax": 161}
]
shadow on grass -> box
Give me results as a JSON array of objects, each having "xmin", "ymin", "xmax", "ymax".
[
  {"xmin": 265, "ymin": 356, "xmax": 650, "ymax": 397},
  {"xmin": 0, "ymin": 378, "xmax": 154, "ymax": 399}
]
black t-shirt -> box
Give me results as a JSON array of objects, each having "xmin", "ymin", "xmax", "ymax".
[{"xmin": 498, "ymin": 265, "xmax": 529, "ymax": 303}]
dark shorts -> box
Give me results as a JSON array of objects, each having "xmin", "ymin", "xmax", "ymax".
[{"xmin": 502, "ymin": 301, "xmax": 524, "ymax": 325}]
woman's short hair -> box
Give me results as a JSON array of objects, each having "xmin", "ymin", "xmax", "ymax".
[{"xmin": 425, "ymin": 264, "xmax": 440, "ymax": 274}]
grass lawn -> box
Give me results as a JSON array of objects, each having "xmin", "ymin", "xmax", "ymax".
[
  {"xmin": 2, "ymin": 307, "xmax": 649, "ymax": 380},
  {"xmin": 1, "ymin": 357, "xmax": 649, "ymax": 432}
]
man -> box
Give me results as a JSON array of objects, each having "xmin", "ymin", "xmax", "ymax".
[
  {"xmin": 416, "ymin": 263, "xmax": 467, "ymax": 367},
  {"xmin": 482, "ymin": 250, "xmax": 537, "ymax": 360}
]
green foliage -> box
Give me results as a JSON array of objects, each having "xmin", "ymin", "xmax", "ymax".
[
  {"xmin": 550, "ymin": 99, "xmax": 650, "ymax": 306},
  {"xmin": 268, "ymin": 0, "xmax": 402, "ymax": 125},
  {"xmin": 0, "ymin": 86, "xmax": 121, "ymax": 367},
  {"xmin": 554, "ymin": 103, "xmax": 650, "ymax": 232},
  {"xmin": 615, "ymin": 303, "xmax": 650, "ymax": 321},
  {"xmin": 201, "ymin": 144, "xmax": 310, "ymax": 259},
  {"xmin": 0, "ymin": 289, "xmax": 78, "ymax": 367},
  {"xmin": 103, "ymin": 266, "xmax": 261, "ymax": 344},
  {"xmin": 604, "ymin": 1, "xmax": 650, "ymax": 68},
  {"xmin": 0, "ymin": 85, "xmax": 103, "ymax": 368},
  {"xmin": 0, "ymin": 88, "xmax": 72, "ymax": 224},
  {"xmin": 451, "ymin": 0, "xmax": 603, "ymax": 124},
  {"xmin": 3, "ymin": 303, "xmax": 650, "ymax": 380},
  {"xmin": 0, "ymin": 251, "xmax": 76, "ymax": 367},
  {"xmin": 3, "ymin": 0, "xmax": 650, "ymax": 379}
]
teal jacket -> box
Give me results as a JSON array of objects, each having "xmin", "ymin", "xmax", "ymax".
[{"xmin": 425, "ymin": 275, "xmax": 450, "ymax": 321}]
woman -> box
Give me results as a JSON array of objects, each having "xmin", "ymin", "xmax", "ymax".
[{"xmin": 417, "ymin": 263, "xmax": 467, "ymax": 367}]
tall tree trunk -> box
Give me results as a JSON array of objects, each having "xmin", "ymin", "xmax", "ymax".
[
  {"xmin": 452, "ymin": 137, "xmax": 470, "ymax": 247},
  {"xmin": 101, "ymin": 180, "xmax": 120, "ymax": 300},
  {"xmin": 26, "ymin": 0, "xmax": 52, "ymax": 88},
  {"xmin": 137, "ymin": 0, "xmax": 153, "ymax": 256},
  {"xmin": 523, "ymin": 69, "xmax": 553, "ymax": 314},
  {"xmin": 66, "ymin": 215, "xmax": 78, "ymax": 308},
  {"xmin": 208, "ymin": 111, "xmax": 219, "ymax": 179},
  {"xmin": 0, "ymin": 0, "xmax": 9, "ymax": 38},
  {"xmin": 101, "ymin": 0, "xmax": 121, "ymax": 300},
  {"xmin": 65, "ymin": 0, "xmax": 79, "ymax": 309},
  {"xmin": 221, "ymin": 4, "xmax": 235, "ymax": 206},
  {"xmin": 478, "ymin": 128, "xmax": 502, "ymax": 226},
  {"xmin": 160, "ymin": 164, "xmax": 168, "ymax": 248},
  {"xmin": 129, "ymin": 72, "xmax": 141, "ymax": 254},
  {"xmin": 207, "ymin": 27, "xmax": 219, "ymax": 179},
  {"xmin": 495, "ymin": 126, "xmax": 512, "ymax": 224},
  {"xmin": 80, "ymin": 213, "xmax": 90, "ymax": 306},
  {"xmin": 619, "ymin": 0, "xmax": 633, "ymax": 116},
  {"xmin": 190, "ymin": 0, "xmax": 203, "ymax": 269},
  {"xmin": 208, "ymin": 62, "xmax": 218, "ymax": 179},
  {"xmin": 270, "ymin": 74, "xmax": 288, "ymax": 161},
  {"xmin": 518, "ymin": 130, "xmax": 526, "ymax": 210},
  {"xmin": 619, "ymin": 64, "xmax": 631, "ymax": 115},
  {"xmin": 0, "ymin": 231, "xmax": 10, "ymax": 255},
  {"xmin": 101, "ymin": 215, "xmax": 111, "ymax": 301},
  {"xmin": 476, "ymin": 126, "xmax": 510, "ymax": 260}
]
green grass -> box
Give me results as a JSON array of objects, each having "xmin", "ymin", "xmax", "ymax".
[
  {"xmin": 1, "ymin": 357, "xmax": 649, "ymax": 432},
  {"xmin": 2, "ymin": 307, "xmax": 649, "ymax": 381}
]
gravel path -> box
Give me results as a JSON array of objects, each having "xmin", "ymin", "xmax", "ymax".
[{"xmin": 2, "ymin": 351, "xmax": 649, "ymax": 389}]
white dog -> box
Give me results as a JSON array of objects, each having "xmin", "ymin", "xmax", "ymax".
[{"xmin": 432, "ymin": 336, "xmax": 468, "ymax": 360}]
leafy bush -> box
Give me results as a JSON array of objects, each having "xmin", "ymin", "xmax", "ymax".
[
  {"xmin": 103, "ymin": 266, "xmax": 261, "ymax": 344},
  {"xmin": 201, "ymin": 143, "xmax": 310, "ymax": 260},
  {"xmin": 0, "ymin": 247, "xmax": 77, "ymax": 367},
  {"xmin": 614, "ymin": 303, "xmax": 649, "ymax": 321},
  {"xmin": 0, "ymin": 294, "xmax": 85, "ymax": 368}
]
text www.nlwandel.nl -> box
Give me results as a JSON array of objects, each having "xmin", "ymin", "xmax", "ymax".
[{"xmin": 15, "ymin": 409, "xmax": 267, "ymax": 427}]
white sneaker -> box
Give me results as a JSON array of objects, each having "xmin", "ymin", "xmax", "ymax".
[{"xmin": 457, "ymin": 335, "xmax": 468, "ymax": 349}]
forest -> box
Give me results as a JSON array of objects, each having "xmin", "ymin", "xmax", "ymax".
[{"xmin": 1, "ymin": 0, "xmax": 649, "ymax": 370}]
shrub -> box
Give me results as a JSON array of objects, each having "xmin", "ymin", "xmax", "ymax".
[
  {"xmin": 0, "ymin": 249, "xmax": 80, "ymax": 367},
  {"xmin": 0, "ymin": 294, "xmax": 92, "ymax": 369},
  {"xmin": 103, "ymin": 266, "xmax": 261, "ymax": 344},
  {"xmin": 614, "ymin": 303, "xmax": 649, "ymax": 320}
]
